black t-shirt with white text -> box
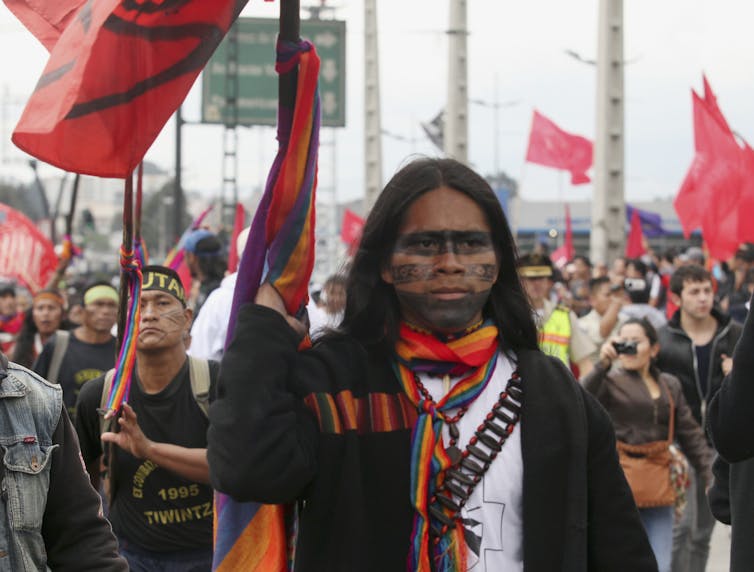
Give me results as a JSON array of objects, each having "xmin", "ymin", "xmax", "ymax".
[
  {"xmin": 34, "ymin": 332, "xmax": 116, "ymax": 417},
  {"xmin": 74, "ymin": 359, "xmax": 219, "ymax": 553}
]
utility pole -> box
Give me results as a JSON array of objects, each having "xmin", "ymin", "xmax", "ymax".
[
  {"xmin": 591, "ymin": 0, "xmax": 625, "ymax": 265},
  {"xmin": 222, "ymin": 22, "xmax": 240, "ymax": 229},
  {"xmin": 445, "ymin": 0, "xmax": 468, "ymax": 163},
  {"xmin": 363, "ymin": 0, "xmax": 382, "ymax": 209}
]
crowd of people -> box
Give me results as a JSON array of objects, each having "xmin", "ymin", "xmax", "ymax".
[{"xmin": 0, "ymin": 157, "xmax": 752, "ymax": 570}]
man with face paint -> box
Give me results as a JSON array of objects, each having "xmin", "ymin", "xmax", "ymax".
[
  {"xmin": 75, "ymin": 265, "xmax": 219, "ymax": 571},
  {"xmin": 208, "ymin": 158, "xmax": 656, "ymax": 571}
]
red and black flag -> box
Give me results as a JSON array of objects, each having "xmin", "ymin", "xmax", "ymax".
[{"xmin": 12, "ymin": 0, "xmax": 248, "ymax": 178}]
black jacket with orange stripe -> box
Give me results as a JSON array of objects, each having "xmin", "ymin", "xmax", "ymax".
[{"xmin": 208, "ymin": 304, "xmax": 657, "ymax": 572}]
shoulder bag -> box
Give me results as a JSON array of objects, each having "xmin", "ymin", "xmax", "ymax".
[{"xmin": 615, "ymin": 379, "xmax": 676, "ymax": 508}]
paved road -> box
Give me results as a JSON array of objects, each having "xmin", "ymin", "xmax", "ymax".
[{"xmin": 707, "ymin": 523, "xmax": 730, "ymax": 572}]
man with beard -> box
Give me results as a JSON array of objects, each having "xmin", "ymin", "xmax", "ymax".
[
  {"xmin": 34, "ymin": 281, "xmax": 118, "ymax": 416},
  {"xmin": 208, "ymin": 158, "xmax": 655, "ymax": 571}
]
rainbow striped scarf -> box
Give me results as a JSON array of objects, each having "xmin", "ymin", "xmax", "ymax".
[
  {"xmin": 212, "ymin": 38, "xmax": 320, "ymax": 572},
  {"xmin": 394, "ymin": 321, "xmax": 499, "ymax": 572}
]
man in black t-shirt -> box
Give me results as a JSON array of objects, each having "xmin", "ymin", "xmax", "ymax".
[
  {"xmin": 75, "ymin": 266, "xmax": 218, "ymax": 571},
  {"xmin": 34, "ymin": 281, "xmax": 118, "ymax": 416}
]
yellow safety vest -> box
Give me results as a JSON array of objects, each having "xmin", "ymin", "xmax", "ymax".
[{"xmin": 538, "ymin": 306, "xmax": 572, "ymax": 366}]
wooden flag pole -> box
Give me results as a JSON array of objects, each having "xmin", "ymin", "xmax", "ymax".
[
  {"xmin": 279, "ymin": 0, "xmax": 301, "ymax": 110},
  {"xmin": 65, "ymin": 174, "xmax": 80, "ymax": 239},
  {"xmin": 135, "ymin": 163, "xmax": 143, "ymax": 254},
  {"xmin": 116, "ymin": 173, "xmax": 134, "ymax": 353}
]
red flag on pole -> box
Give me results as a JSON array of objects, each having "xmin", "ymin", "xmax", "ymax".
[
  {"xmin": 674, "ymin": 88, "xmax": 744, "ymax": 260},
  {"xmin": 340, "ymin": 208, "xmax": 364, "ymax": 255},
  {"xmin": 11, "ymin": 0, "xmax": 247, "ymax": 178},
  {"xmin": 3, "ymin": 0, "xmax": 85, "ymax": 51},
  {"xmin": 227, "ymin": 203, "xmax": 246, "ymax": 274},
  {"xmin": 0, "ymin": 203, "xmax": 58, "ymax": 293},
  {"xmin": 525, "ymin": 110, "xmax": 593, "ymax": 185},
  {"xmin": 701, "ymin": 74, "xmax": 734, "ymax": 139},
  {"xmin": 550, "ymin": 204, "xmax": 574, "ymax": 268},
  {"xmin": 625, "ymin": 209, "xmax": 646, "ymax": 258},
  {"xmin": 738, "ymin": 144, "xmax": 754, "ymax": 243}
]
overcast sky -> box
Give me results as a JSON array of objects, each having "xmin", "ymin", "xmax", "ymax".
[{"xmin": 1, "ymin": 0, "xmax": 753, "ymax": 207}]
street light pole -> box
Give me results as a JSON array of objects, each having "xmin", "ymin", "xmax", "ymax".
[
  {"xmin": 364, "ymin": 0, "xmax": 383, "ymax": 209},
  {"xmin": 469, "ymin": 95, "xmax": 521, "ymax": 176},
  {"xmin": 591, "ymin": 0, "xmax": 625, "ymax": 265},
  {"xmin": 445, "ymin": 0, "xmax": 468, "ymax": 163}
]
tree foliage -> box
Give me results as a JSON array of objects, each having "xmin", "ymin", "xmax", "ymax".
[{"xmin": 140, "ymin": 178, "xmax": 191, "ymax": 258}]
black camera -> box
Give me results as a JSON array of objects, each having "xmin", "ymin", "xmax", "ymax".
[{"xmin": 612, "ymin": 341, "xmax": 638, "ymax": 355}]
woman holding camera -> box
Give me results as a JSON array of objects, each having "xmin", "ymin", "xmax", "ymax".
[{"xmin": 582, "ymin": 317, "xmax": 711, "ymax": 572}]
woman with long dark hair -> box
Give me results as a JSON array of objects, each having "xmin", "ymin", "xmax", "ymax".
[
  {"xmin": 583, "ymin": 317, "xmax": 711, "ymax": 572},
  {"xmin": 12, "ymin": 290, "xmax": 69, "ymax": 368}
]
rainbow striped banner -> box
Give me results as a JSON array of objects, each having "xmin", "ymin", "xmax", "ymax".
[{"xmin": 212, "ymin": 37, "xmax": 320, "ymax": 572}]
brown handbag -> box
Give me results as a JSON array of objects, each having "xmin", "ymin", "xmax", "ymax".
[{"xmin": 616, "ymin": 380, "xmax": 676, "ymax": 508}]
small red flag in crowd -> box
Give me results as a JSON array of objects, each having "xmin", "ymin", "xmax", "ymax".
[
  {"xmin": 0, "ymin": 204, "xmax": 58, "ymax": 293},
  {"xmin": 550, "ymin": 204, "xmax": 574, "ymax": 268},
  {"xmin": 11, "ymin": 0, "xmax": 247, "ymax": 178},
  {"xmin": 625, "ymin": 209, "xmax": 647, "ymax": 258},
  {"xmin": 525, "ymin": 110, "xmax": 593, "ymax": 185},
  {"xmin": 341, "ymin": 209, "xmax": 365, "ymax": 255}
]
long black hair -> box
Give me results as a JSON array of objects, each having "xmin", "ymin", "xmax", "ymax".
[{"xmin": 339, "ymin": 157, "xmax": 538, "ymax": 353}]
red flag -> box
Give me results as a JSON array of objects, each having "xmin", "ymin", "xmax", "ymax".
[
  {"xmin": 340, "ymin": 208, "xmax": 365, "ymax": 255},
  {"xmin": 525, "ymin": 110, "xmax": 593, "ymax": 185},
  {"xmin": 227, "ymin": 203, "xmax": 246, "ymax": 274},
  {"xmin": 701, "ymin": 74, "xmax": 733, "ymax": 140},
  {"xmin": 550, "ymin": 204, "xmax": 574, "ymax": 268},
  {"xmin": 12, "ymin": 0, "xmax": 247, "ymax": 178},
  {"xmin": 3, "ymin": 0, "xmax": 85, "ymax": 51},
  {"xmin": 738, "ymin": 144, "xmax": 754, "ymax": 243},
  {"xmin": 0, "ymin": 203, "xmax": 58, "ymax": 293},
  {"xmin": 625, "ymin": 209, "xmax": 646, "ymax": 258},
  {"xmin": 674, "ymin": 87, "xmax": 745, "ymax": 260},
  {"xmin": 175, "ymin": 259, "xmax": 192, "ymax": 296}
]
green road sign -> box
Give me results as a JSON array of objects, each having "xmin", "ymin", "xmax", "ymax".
[{"xmin": 202, "ymin": 18, "xmax": 346, "ymax": 127}]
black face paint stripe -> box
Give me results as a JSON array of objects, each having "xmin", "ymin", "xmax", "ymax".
[
  {"xmin": 390, "ymin": 265, "xmax": 435, "ymax": 284},
  {"xmin": 464, "ymin": 264, "xmax": 498, "ymax": 281},
  {"xmin": 393, "ymin": 231, "xmax": 494, "ymax": 256},
  {"xmin": 389, "ymin": 263, "xmax": 498, "ymax": 285}
]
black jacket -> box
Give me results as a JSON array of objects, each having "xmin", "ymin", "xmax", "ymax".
[
  {"xmin": 707, "ymin": 298, "xmax": 754, "ymax": 571},
  {"xmin": 208, "ymin": 304, "xmax": 657, "ymax": 572},
  {"xmin": 656, "ymin": 307, "xmax": 742, "ymax": 432}
]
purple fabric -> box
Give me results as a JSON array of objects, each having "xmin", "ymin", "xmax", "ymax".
[{"xmin": 626, "ymin": 204, "xmax": 668, "ymax": 238}]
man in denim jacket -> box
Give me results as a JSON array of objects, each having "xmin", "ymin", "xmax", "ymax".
[{"xmin": 0, "ymin": 352, "xmax": 126, "ymax": 571}]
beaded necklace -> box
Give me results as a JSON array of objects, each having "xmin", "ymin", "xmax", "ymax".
[{"xmin": 426, "ymin": 369, "xmax": 522, "ymax": 542}]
